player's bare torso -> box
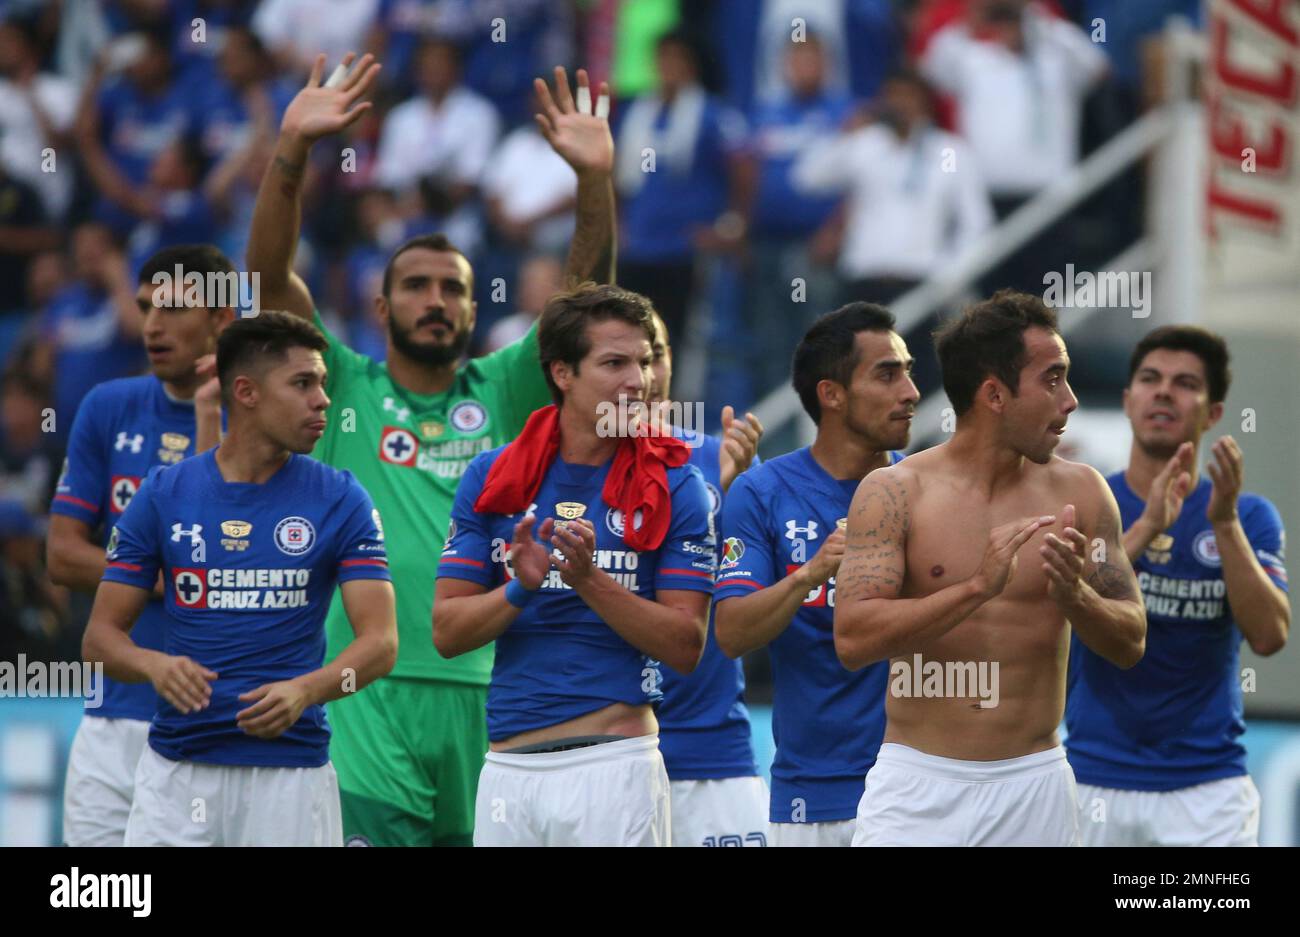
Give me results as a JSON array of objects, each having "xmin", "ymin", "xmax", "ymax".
[{"xmin": 882, "ymin": 446, "xmax": 1102, "ymax": 761}]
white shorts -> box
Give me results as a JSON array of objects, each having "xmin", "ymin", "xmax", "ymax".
[
  {"xmin": 1077, "ymin": 776, "xmax": 1260, "ymax": 847},
  {"xmin": 124, "ymin": 746, "xmax": 343, "ymax": 846},
  {"xmin": 63, "ymin": 715, "xmax": 150, "ymax": 847},
  {"xmin": 768, "ymin": 819, "xmax": 856, "ymax": 847},
  {"xmin": 474, "ymin": 734, "xmax": 670, "ymax": 846},
  {"xmin": 669, "ymin": 776, "xmax": 770, "ymax": 846},
  {"xmin": 853, "ymin": 742, "xmax": 1079, "ymax": 846}
]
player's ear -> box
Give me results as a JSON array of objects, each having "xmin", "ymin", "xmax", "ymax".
[
  {"xmin": 231, "ymin": 373, "xmax": 258, "ymax": 409},
  {"xmin": 1205, "ymin": 399, "xmax": 1224, "ymax": 430},
  {"xmin": 373, "ymin": 292, "xmax": 390, "ymax": 328},
  {"xmin": 214, "ymin": 306, "xmax": 236, "ymax": 334},
  {"xmin": 550, "ymin": 359, "xmax": 574, "ymax": 395},
  {"xmin": 816, "ymin": 378, "xmax": 842, "ymax": 415},
  {"xmin": 980, "ymin": 378, "xmax": 1004, "ymax": 414}
]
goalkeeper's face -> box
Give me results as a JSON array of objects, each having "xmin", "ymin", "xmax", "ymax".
[
  {"xmin": 380, "ymin": 248, "xmax": 476, "ymax": 368},
  {"xmin": 137, "ymin": 281, "xmax": 231, "ymax": 385}
]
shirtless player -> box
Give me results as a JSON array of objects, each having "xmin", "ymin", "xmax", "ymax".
[{"xmin": 833, "ymin": 290, "xmax": 1146, "ymax": 846}]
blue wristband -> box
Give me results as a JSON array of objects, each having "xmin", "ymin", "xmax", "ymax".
[{"xmin": 505, "ymin": 578, "xmax": 538, "ymax": 608}]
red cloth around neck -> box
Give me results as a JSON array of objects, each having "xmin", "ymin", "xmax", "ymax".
[{"xmin": 473, "ymin": 404, "xmax": 689, "ymax": 551}]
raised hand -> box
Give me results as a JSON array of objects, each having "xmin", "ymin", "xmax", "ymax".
[
  {"xmin": 719, "ymin": 406, "xmax": 764, "ymax": 493},
  {"xmin": 534, "ymin": 67, "xmax": 613, "ymax": 176},
  {"xmin": 1042, "ymin": 504, "xmax": 1088, "ymax": 606},
  {"xmin": 1139, "ymin": 441, "xmax": 1193, "ymax": 533},
  {"xmin": 508, "ymin": 514, "xmax": 553, "ymax": 590},
  {"xmin": 1205, "ymin": 436, "xmax": 1243, "ymax": 525},
  {"xmin": 281, "ymin": 52, "xmax": 382, "ymax": 144},
  {"xmin": 194, "ymin": 353, "xmax": 221, "ymax": 411},
  {"xmin": 971, "ymin": 514, "xmax": 1055, "ymax": 599}
]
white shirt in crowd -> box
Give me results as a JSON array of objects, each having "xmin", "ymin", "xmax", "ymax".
[
  {"xmin": 481, "ymin": 126, "xmax": 577, "ymax": 253},
  {"xmin": 793, "ymin": 123, "xmax": 993, "ymax": 281},
  {"xmin": 252, "ymin": 0, "xmax": 381, "ymax": 72},
  {"xmin": 920, "ymin": 6, "xmax": 1108, "ymax": 197},
  {"xmin": 0, "ymin": 72, "xmax": 79, "ymax": 218},
  {"xmin": 373, "ymin": 86, "xmax": 500, "ymax": 194}
]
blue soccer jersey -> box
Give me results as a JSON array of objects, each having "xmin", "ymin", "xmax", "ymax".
[
  {"xmin": 1066, "ymin": 473, "xmax": 1288, "ymax": 791},
  {"xmin": 657, "ymin": 431, "xmax": 759, "ymax": 780},
  {"xmin": 438, "ymin": 445, "xmax": 717, "ymax": 742},
  {"xmin": 100, "ymin": 450, "xmax": 390, "ymax": 767},
  {"xmin": 715, "ymin": 447, "xmax": 898, "ymax": 824},
  {"xmin": 51, "ymin": 376, "xmax": 210, "ymax": 720}
]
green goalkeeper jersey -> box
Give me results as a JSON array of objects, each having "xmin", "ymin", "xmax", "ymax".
[{"xmin": 313, "ymin": 312, "xmax": 551, "ymax": 684}]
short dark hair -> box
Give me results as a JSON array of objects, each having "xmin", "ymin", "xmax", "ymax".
[
  {"xmin": 1127, "ymin": 325, "xmax": 1231, "ymax": 404},
  {"xmin": 538, "ymin": 283, "xmax": 656, "ymax": 405},
  {"xmin": 933, "ymin": 289, "xmax": 1060, "ymax": 416},
  {"xmin": 137, "ymin": 244, "xmax": 235, "ymax": 286},
  {"xmin": 381, "ymin": 233, "xmax": 471, "ymax": 299},
  {"xmin": 216, "ymin": 311, "xmax": 327, "ymax": 406},
  {"xmin": 792, "ymin": 302, "xmax": 896, "ymax": 424}
]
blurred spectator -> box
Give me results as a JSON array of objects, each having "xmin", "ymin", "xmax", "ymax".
[
  {"xmin": 743, "ymin": 33, "xmax": 853, "ymax": 397},
  {"xmin": 125, "ymin": 132, "xmax": 219, "ymax": 275},
  {"xmin": 615, "ymin": 28, "xmax": 748, "ymax": 343},
  {"xmin": 372, "ymin": 36, "xmax": 499, "ymax": 255},
  {"xmin": 252, "ymin": 0, "xmax": 381, "ymax": 76},
  {"xmin": 339, "ymin": 186, "xmax": 408, "ymax": 361},
  {"xmin": 36, "ymin": 222, "xmax": 146, "ymax": 429},
  {"xmin": 482, "ymin": 122, "xmax": 577, "ymax": 256},
  {"xmin": 480, "ymin": 253, "xmax": 563, "ymax": 354},
  {"xmin": 920, "ymin": 0, "xmax": 1106, "ymax": 290},
  {"xmin": 191, "ymin": 24, "xmax": 293, "ymax": 166},
  {"xmin": 0, "ymin": 166, "xmax": 58, "ymax": 340},
  {"xmin": 76, "ymin": 24, "xmax": 191, "ymax": 236},
  {"xmin": 0, "ymin": 15, "xmax": 80, "ymax": 221},
  {"xmin": 793, "ymin": 69, "xmax": 993, "ymax": 305},
  {"xmin": 0, "ymin": 368, "xmax": 59, "ymax": 519},
  {"xmin": 0, "ymin": 495, "xmax": 71, "ymax": 664}
]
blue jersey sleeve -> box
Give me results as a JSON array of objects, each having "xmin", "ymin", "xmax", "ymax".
[
  {"xmin": 101, "ymin": 470, "xmax": 161, "ymax": 591},
  {"xmin": 50, "ymin": 385, "xmax": 108, "ymax": 525},
  {"xmin": 714, "ymin": 471, "xmax": 777, "ymax": 600},
  {"xmin": 437, "ymin": 456, "xmax": 498, "ymax": 588},
  {"xmin": 655, "ymin": 465, "xmax": 717, "ymax": 594},
  {"xmin": 334, "ymin": 475, "xmax": 391, "ymax": 584},
  {"xmin": 1240, "ymin": 494, "xmax": 1288, "ymax": 592}
]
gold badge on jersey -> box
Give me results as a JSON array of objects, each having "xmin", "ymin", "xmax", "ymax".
[
  {"xmin": 836, "ymin": 517, "xmax": 848, "ymax": 531},
  {"xmin": 555, "ymin": 502, "xmax": 586, "ymax": 520},
  {"xmin": 1145, "ymin": 533, "xmax": 1174, "ymax": 566},
  {"xmin": 158, "ymin": 432, "xmax": 191, "ymax": 464},
  {"xmin": 221, "ymin": 519, "xmax": 252, "ymax": 551},
  {"xmin": 420, "ymin": 420, "xmax": 445, "ymax": 440}
]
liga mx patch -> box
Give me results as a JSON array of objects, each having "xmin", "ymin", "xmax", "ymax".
[
  {"xmin": 172, "ymin": 568, "xmax": 208, "ymax": 608},
  {"xmin": 379, "ymin": 426, "xmax": 418, "ymax": 466}
]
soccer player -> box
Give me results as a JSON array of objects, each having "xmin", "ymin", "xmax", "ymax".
[
  {"xmin": 48, "ymin": 244, "xmax": 233, "ymax": 846},
  {"xmin": 82, "ymin": 312, "xmax": 397, "ymax": 847},
  {"xmin": 646, "ymin": 311, "xmax": 769, "ymax": 847},
  {"xmin": 1067, "ymin": 326, "xmax": 1288, "ymax": 846},
  {"xmin": 433, "ymin": 284, "xmax": 715, "ymax": 846},
  {"xmin": 835, "ymin": 290, "xmax": 1146, "ymax": 847},
  {"xmin": 245, "ymin": 54, "xmax": 617, "ymax": 845},
  {"xmin": 714, "ymin": 303, "xmax": 918, "ymax": 847}
]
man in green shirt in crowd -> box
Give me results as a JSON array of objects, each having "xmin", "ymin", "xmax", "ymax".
[{"xmin": 246, "ymin": 52, "xmax": 617, "ymax": 845}]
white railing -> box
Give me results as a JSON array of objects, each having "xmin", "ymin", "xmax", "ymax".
[{"xmin": 748, "ymin": 16, "xmax": 1206, "ymax": 449}]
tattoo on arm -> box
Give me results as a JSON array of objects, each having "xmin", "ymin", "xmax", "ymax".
[
  {"xmin": 1086, "ymin": 501, "xmax": 1140, "ymax": 600},
  {"xmin": 838, "ymin": 477, "xmax": 908, "ymax": 600},
  {"xmin": 274, "ymin": 155, "xmax": 306, "ymax": 199}
]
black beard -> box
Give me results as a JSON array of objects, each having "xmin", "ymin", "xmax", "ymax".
[{"xmin": 389, "ymin": 314, "xmax": 470, "ymax": 367}]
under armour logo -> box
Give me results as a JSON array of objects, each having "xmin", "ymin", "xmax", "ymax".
[
  {"xmin": 171, "ymin": 523, "xmax": 206, "ymax": 563},
  {"xmin": 785, "ymin": 520, "xmax": 819, "ymax": 541},
  {"xmin": 382, "ymin": 397, "xmax": 410, "ymax": 423},
  {"xmin": 114, "ymin": 432, "xmax": 144, "ymax": 453}
]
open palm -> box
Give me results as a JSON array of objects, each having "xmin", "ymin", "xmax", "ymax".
[
  {"xmin": 535, "ymin": 67, "xmax": 613, "ymax": 175},
  {"xmin": 282, "ymin": 53, "xmax": 382, "ymax": 142},
  {"xmin": 509, "ymin": 516, "xmax": 554, "ymax": 590}
]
